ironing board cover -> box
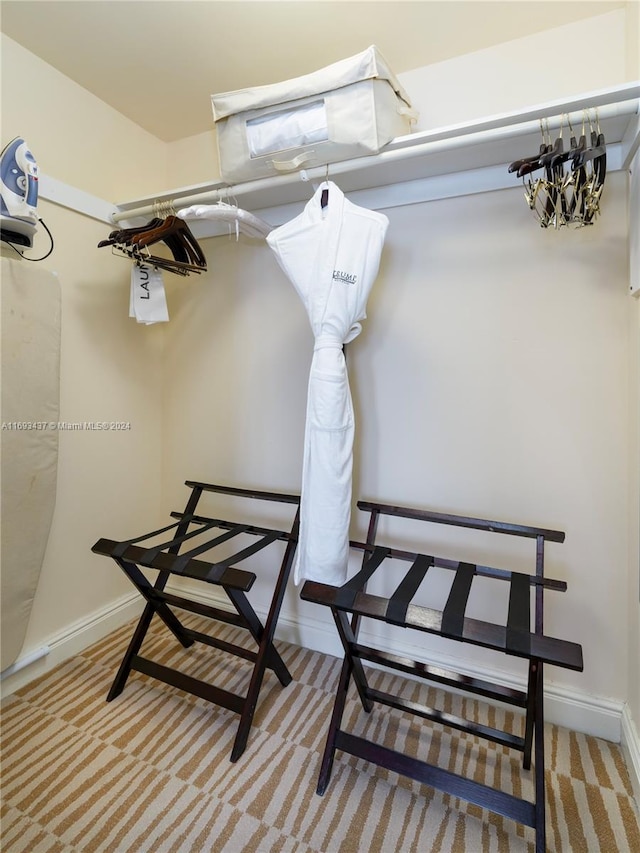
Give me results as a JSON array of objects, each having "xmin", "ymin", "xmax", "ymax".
[
  {"xmin": 1, "ymin": 259, "xmax": 60, "ymax": 671},
  {"xmin": 267, "ymin": 181, "xmax": 388, "ymax": 584}
]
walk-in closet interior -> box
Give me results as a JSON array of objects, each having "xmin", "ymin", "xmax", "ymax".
[{"xmin": 1, "ymin": 2, "xmax": 639, "ymax": 851}]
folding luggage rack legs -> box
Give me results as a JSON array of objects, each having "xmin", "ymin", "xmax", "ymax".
[
  {"xmin": 92, "ymin": 480, "xmax": 299, "ymax": 762},
  {"xmin": 301, "ymin": 500, "xmax": 584, "ymax": 853}
]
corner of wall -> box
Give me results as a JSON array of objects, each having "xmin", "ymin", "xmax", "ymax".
[
  {"xmin": 622, "ymin": 703, "xmax": 640, "ymax": 812},
  {"xmin": 166, "ymin": 129, "xmax": 221, "ymax": 189},
  {"xmin": 0, "ymin": 33, "xmax": 169, "ymax": 201},
  {"xmin": 0, "ymin": 593, "xmax": 143, "ymax": 700}
]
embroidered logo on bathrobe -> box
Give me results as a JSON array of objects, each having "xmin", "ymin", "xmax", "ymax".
[{"xmin": 332, "ymin": 270, "xmax": 357, "ymax": 285}]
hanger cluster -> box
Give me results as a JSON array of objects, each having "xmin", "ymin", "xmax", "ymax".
[
  {"xmin": 509, "ymin": 111, "xmax": 606, "ymax": 229},
  {"xmin": 98, "ymin": 214, "xmax": 207, "ymax": 276}
]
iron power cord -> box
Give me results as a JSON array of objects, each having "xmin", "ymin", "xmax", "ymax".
[{"xmin": 2, "ymin": 217, "xmax": 54, "ymax": 261}]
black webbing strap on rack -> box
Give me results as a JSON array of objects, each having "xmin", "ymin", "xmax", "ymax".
[
  {"xmin": 301, "ymin": 499, "xmax": 583, "ymax": 853},
  {"xmin": 440, "ymin": 561, "xmax": 475, "ymax": 638},
  {"xmin": 170, "ymin": 525, "xmax": 252, "ymax": 574},
  {"xmin": 507, "ymin": 571, "xmax": 532, "ymax": 656},
  {"xmin": 109, "ymin": 518, "xmax": 189, "ymax": 558},
  {"xmin": 385, "ymin": 554, "xmax": 433, "ymax": 626},
  {"xmin": 136, "ymin": 518, "xmax": 229, "ymax": 566},
  {"xmin": 335, "ymin": 547, "xmax": 389, "ymax": 609},
  {"xmin": 92, "ymin": 480, "xmax": 300, "ymax": 762}
]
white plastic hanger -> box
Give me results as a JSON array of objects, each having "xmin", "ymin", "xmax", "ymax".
[{"xmin": 177, "ymin": 202, "xmax": 273, "ymax": 239}]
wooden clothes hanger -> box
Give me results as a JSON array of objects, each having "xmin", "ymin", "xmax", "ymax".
[{"xmin": 98, "ymin": 214, "xmax": 208, "ymax": 275}]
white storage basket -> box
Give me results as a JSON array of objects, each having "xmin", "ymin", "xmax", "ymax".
[{"xmin": 211, "ymin": 46, "xmax": 417, "ymax": 183}]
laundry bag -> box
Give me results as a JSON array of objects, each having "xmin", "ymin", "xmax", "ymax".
[{"xmin": 211, "ymin": 45, "xmax": 417, "ymax": 183}]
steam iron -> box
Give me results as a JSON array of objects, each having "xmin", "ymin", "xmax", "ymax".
[{"xmin": 1, "ymin": 137, "xmax": 39, "ymax": 248}]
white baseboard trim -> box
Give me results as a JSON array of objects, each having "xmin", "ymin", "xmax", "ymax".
[
  {"xmin": 288, "ymin": 607, "xmax": 623, "ymax": 742},
  {"xmin": 1, "ymin": 645, "xmax": 51, "ymax": 679},
  {"xmin": 165, "ymin": 581, "xmax": 625, "ymax": 743},
  {"xmin": 621, "ymin": 704, "xmax": 640, "ymax": 809},
  {"xmin": 0, "ymin": 592, "xmax": 144, "ymax": 700}
]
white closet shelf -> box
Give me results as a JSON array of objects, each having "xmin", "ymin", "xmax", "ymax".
[{"xmin": 112, "ymin": 82, "xmax": 640, "ymax": 237}]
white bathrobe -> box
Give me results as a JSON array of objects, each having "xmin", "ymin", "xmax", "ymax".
[{"xmin": 267, "ymin": 181, "xmax": 388, "ymax": 585}]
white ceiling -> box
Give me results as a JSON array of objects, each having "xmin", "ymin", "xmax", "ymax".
[{"xmin": 1, "ymin": 1, "xmax": 625, "ymax": 142}]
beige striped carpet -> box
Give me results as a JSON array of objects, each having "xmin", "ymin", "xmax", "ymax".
[{"xmin": 2, "ymin": 613, "xmax": 639, "ymax": 852}]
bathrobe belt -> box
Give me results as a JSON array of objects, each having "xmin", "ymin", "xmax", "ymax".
[{"xmin": 313, "ymin": 326, "xmax": 362, "ymax": 352}]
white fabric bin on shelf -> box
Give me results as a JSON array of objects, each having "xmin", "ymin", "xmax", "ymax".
[{"xmin": 211, "ymin": 45, "xmax": 417, "ymax": 183}]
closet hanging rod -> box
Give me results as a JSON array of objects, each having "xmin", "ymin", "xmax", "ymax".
[{"xmin": 111, "ymin": 89, "xmax": 640, "ymax": 225}]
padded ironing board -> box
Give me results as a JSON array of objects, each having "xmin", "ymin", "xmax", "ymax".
[{"xmin": 1, "ymin": 258, "xmax": 60, "ymax": 671}]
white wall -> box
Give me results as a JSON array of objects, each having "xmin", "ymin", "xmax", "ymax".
[
  {"xmin": 400, "ymin": 9, "xmax": 628, "ymax": 131},
  {"xmin": 626, "ymin": 145, "xmax": 640, "ymax": 795},
  {"xmin": 166, "ymin": 130, "xmax": 219, "ymax": 191},
  {"xmin": 627, "ymin": 294, "xmax": 640, "ymax": 798},
  {"xmin": 623, "ymin": 0, "xmax": 640, "ymax": 792},
  {"xmin": 626, "ymin": 0, "xmax": 640, "ymax": 80},
  {"xmin": 0, "ymin": 36, "xmax": 168, "ymax": 202}
]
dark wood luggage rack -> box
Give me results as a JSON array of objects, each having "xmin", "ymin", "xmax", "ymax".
[
  {"xmin": 301, "ymin": 500, "xmax": 583, "ymax": 853},
  {"xmin": 92, "ymin": 480, "xmax": 300, "ymax": 762}
]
